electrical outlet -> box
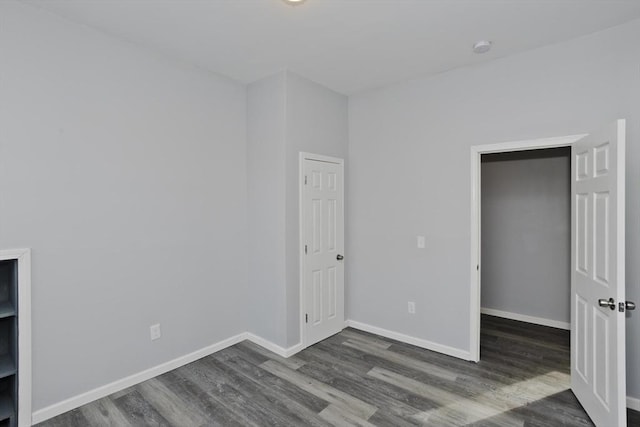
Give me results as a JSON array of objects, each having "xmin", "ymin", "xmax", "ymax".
[
  {"xmin": 150, "ymin": 323, "xmax": 161, "ymax": 341},
  {"xmin": 408, "ymin": 301, "xmax": 416, "ymax": 314},
  {"xmin": 417, "ymin": 236, "xmax": 425, "ymax": 249}
]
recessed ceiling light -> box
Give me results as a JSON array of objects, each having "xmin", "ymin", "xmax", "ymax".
[
  {"xmin": 473, "ymin": 40, "xmax": 492, "ymax": 54},
  {"xmin": 283, "ymin": 0, "xmax": 306, "ymax": 4}
]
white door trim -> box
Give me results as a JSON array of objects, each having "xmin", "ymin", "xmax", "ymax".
[
  {"xmin": 299, "ymin": 152, "xmax": 345, "ymax": 349},
  {"xmin": 0, "ymin": 248, "xmax": 32, "ymax": 426},
  {"xmin": 469, "ymin": 134, "xmax": 586, "ymax": 362}
]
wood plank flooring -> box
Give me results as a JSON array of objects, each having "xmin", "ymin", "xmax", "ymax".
[{"xmin": 37, "ymin": 315, "xmax": 640, "ymax": 426}]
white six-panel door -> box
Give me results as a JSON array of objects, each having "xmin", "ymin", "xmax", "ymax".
[
  {"xmin": 571, "ymin": 120, "xmax": 626, "ymax": 427},
  {"xmin": 301, "ymin": 154, "xmax": 344, "ymax": 347}
]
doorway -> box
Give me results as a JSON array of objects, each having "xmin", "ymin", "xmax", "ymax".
[
  {"xmin": 469, "ymin": 121, "xmax": 628, "ymax": 426},
  {"xmin": 469, "ymin": 134, "xmax": 584, "ymax": 361},
  {"xmin": 480, "ymin": 147, "xmax": 571, "ymax": 331},
  {"xmin": 478, "ymin": 147, "xmax": 575, "ymax": 419}
]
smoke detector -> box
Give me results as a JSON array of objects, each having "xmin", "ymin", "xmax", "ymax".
[{"xmin": 473, "ymin": 40, "xmax": 492, "ymax": 54}]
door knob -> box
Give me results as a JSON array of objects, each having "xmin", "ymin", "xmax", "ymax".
[
  {"xmin": 336, "ymin": 254, "xmax": 344, "ymax": 260},
  {"xmin": 598, "ymin": 298, "xmax": 616, "ymax": 310},
  {"xmin": 626, "ymin": 301, "xmax": 636, "ymax": 311}
]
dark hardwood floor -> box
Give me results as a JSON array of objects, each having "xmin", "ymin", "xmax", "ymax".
[{"xmin": 38, "ymin": 315, "xmax": 640, "ymax": 426}]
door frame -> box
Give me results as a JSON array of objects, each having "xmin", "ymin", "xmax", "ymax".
[
  {"xmin": 299, "ymin": 152, "xmax": 345, "ymax": 349},
  {"xmin": 469, "ymin": 134, "xmax": 586, "ymax": 362}
]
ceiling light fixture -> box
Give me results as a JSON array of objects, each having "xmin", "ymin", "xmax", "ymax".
[
  {"xmin": 283, "ymin": 0, "xmax": 306, "ymax": 5},
  {"xmin": 472, "ymin": 40, "xmax": 492, "ymax": 54}
]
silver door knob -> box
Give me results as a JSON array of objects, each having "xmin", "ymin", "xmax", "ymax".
[
  {"xmin": 598, "ymin": 298, "xmax": 616, "ymax": 310},
  {"xmin": 336, "ymin": 254, "xmax": 344, "ymax": 260},
  {"xmin": 626, "ymin": 301, "xmax": 636, "ymax": 311}
]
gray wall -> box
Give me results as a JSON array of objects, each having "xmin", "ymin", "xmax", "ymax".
[
  {"xmin": 5, "ymin": 0, "xmax": 639, "ymax": 412},
  {"xmin": 481, "ymin": 149, "xmax": 570, "ymax": 324},
  {"xmin": 1, "ymin": 2, "xmax": 248, "ymax": 411},
  {"xmin": 247, "ymin": 73, "xmax": 288, "ymax": 346},
  {"xmin": 247, "ymin": 71, "xmax": 348, "ymax": 348},
  {"xmin": 348, "ymin": 19, "xmax": 640, "ymax": 399},
  {"xmin": 284, "ymin": 72, "xmax": 349, "ymax": 347}
]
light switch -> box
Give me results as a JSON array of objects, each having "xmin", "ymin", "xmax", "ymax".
[{"xmin": 417, "ymin": 236, "xmax": 425, "ymax": 249}]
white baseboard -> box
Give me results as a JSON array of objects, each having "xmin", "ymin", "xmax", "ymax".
[
  {"xmin": 29, "ymin": 325, "xmax": 639, "ymax": 423},
  {"xmin": 344, "ymin": 320, "xmax": 473, "ymax": 361},
  {"xmin": 246, "ymin": 333, "xmax": 304, "ymax": 358},
  {"xmin": 32, "ymin": 332, "xmax": 247, "ymax": 424},
  {"xmin": 481, "ymin": 308, "xmax": 570, "ymax": 330},
  {"xmin": 31, "ymin": 330, "xmax": 305, "ymax": 424},
  {"xmin": 345, "ymin": 319, "xmax": 640, "ymax": 411}
]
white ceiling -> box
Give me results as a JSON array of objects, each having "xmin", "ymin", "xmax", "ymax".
[{"xmin": 23, "ymin": 0, "xmax": 640, "ymax": 94}]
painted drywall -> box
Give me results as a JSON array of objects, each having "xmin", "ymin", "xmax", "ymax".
[
  {"xmin": 0, "ymin": 2, "xmax": 247, "ymax": 411},
  {"xmin": 5, "ymin": 0, "xmax": 637, "ymax": 414},
  {"xmin": 348, "ymin": 18, "xmax": 640, "ymax": 399},
  {"xmin": 247, "ymin": 73, "xmax": 288, "ymax": 346},
  {"xmin": 247, "ymin": 71, "xmax": 348, "ymax": 348},
  {"xmin": 481, "ymin": 149, "xmax": 570, "ymax": 324},
  {"xmin": 284, "ymin": 72, "xmax": 349, "ymax": 347}
]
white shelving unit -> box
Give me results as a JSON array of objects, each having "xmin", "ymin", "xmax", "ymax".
[{"xmin": 0, "ymin": 250, "xmax": 31, "ymax": 427}]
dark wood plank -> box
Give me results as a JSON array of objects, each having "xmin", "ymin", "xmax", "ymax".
[{"xmin": 112, "ymin": 389, "xmax": 172, "ymax": 427}]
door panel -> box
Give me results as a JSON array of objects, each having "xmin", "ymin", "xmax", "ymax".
[
  {"xmin": 571, "ymin": 120, "xmax": 626, "ymax": 427},
  {"xmin": 312, "ymin": 269, "xmax": 322, "ymax": 324},
  {"xmin": 576, "ymin": 193, "xmax": 589, "ymax": 274},
  {"xmin": 575, "ymin": 294, "xmax": 589, "ymax": 382},
  {"xmin": 593, "ymin": 308, "xmax": 610, "ymax": 407},
  {"xmin": 312, "ymin": 199, "xmax": 322, "ymax": 253},
  {"xmin": 302, "ymin": 156, "xmax": 344, "ymax": 347},
  {"xmin": 328, "ymin": 266, "xmax": 337, "ymax": 318}
]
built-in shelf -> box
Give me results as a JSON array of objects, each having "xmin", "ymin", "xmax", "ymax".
[
  {"xmin": 0, "ymin": 356, "xmax": 14, "ymax": 381},
  {"xmin": 0, "ymin": 392, "xmax": 12, "ymax": 421},
  {"xmin": 0, "ymin": 257, "xmax": 18, "ymax": 426},
  {"xmin": 0, "ymin": 304, "xmax": 14, "ymax": 321}
]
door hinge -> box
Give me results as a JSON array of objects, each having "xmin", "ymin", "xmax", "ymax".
[
  {"xmin": 304, "ymin": 245, "xmax": 307, "ymax": 254},
  {"xmin": 305, "ymin": 314, "xmax": 308, "ymax": 323},
  {"xmin": 304, "ymin": 175, "xmax": 308, "ymax": 185}
]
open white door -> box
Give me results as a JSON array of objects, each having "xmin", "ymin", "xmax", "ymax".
[
  {"xmin": 301, "ymin": 154, "xmax": 344, "ymax": 347},
  {"xmin": 571, "ymin": 120, "xmax": 627, "ymax": 426}
]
